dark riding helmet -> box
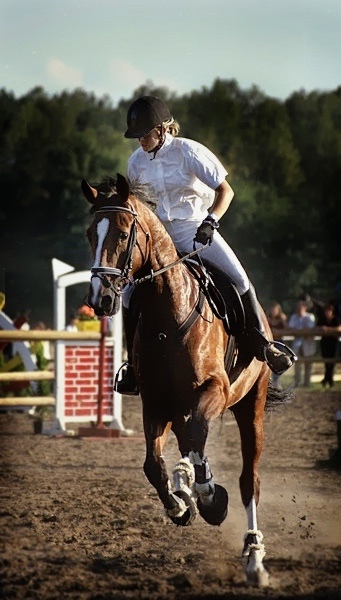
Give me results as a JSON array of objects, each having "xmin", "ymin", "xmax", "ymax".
[{"xmin": 124, "ymin": 96, "xmax": 172, "ymax": 138}]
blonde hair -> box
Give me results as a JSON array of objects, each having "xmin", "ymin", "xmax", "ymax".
[{"xmin": 163, "ymin": 118, "xmax": 180, "ymax": 137}]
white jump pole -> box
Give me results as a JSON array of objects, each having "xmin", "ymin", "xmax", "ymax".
[{"xmin": 52, "ymin": 258, "xmax": 126, "ymax": 433}]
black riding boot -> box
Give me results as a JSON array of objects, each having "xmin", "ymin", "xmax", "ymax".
[
  {"xmin": 241, "ymin": 284, "xmax": 295, "ymax": 375},
  {"xmin": 115, "ymin": 307, "xmax": 139, "ymax": 396}
]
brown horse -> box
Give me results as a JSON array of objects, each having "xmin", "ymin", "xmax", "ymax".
[{"xmin": 82, "ymin": 174, "xmax": 292, "ymax": 587}]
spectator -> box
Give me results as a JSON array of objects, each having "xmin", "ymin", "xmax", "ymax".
[
  {"xmin": 13, "ymin": 309, "xmax": 31, "ymax": 331},
  {"xmin": 298, "ymin": 293, "xmax": 325, "ymax": 320},
  {"xmin": 3, "ymin": 308, "xmax": 31, "ymax": 360},
  {"xmin": 65, "ymin": 313, "xmax": 78, "ymax": 332},
  {"xmin": 266, "ymin": 302, "xmax": 287, "ymax": 389},
  {"xmin": 316, "ymin": 303, "xmax": 341, "ymax": 389},
  {"xmin": 288, "ymin": 300, "xmax": 316, "ymax": 388},
  {"xmin": 267, "ymin": 302, "xmax": 287, "ymax": 331},
  {"xmin": 332, "ymin": 282, "xmax": 341, "ymax": 322},
  {"xmin": 30, "ymin": 321, "xmax": 52, "ymax": 365}
]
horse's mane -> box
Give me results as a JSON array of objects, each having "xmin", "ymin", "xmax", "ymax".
[
  {"xmin": 92, "ymin": 176, "xmax": 158, "ymax": 214},
  {"xmin": 90, "ymin": 175, "xmax": 177, "ymax": 263}
]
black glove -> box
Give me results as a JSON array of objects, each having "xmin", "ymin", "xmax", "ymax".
[{"xmin": 194, "ymin": 215, "xmax": 219, "ymax": 246}]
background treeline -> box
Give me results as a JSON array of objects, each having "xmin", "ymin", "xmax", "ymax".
[{"xmin": 0, "ymin": 79, "xmax": 340, "ymax": 326}]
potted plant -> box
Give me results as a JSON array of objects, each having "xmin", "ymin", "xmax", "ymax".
[{"xmin": 76, "ymin": 305, "xmax": 100, "ymax": 332}]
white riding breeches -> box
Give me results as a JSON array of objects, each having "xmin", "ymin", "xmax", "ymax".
[
  {"xmin": 122, "ymin": 218, "xmax": 250, "ymax": 308},
  {"xmin": 163, "ymin": 219, "xmax": 250, "ymax": 295}
]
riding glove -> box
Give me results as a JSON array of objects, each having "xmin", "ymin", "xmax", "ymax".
[{"xmin": 194, "ymin": 215, "xmax": 219, "ymax": 245}]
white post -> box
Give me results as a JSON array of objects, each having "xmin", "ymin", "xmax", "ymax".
[
  {"xmin": 52, "ymin": 259, "xmax": 125, "ymax": 431},
  {"xmin": 109, "ymin": 311, "xmax": 126, "ymax": 432}
]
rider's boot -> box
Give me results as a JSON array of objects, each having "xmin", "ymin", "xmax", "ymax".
[
  {"xmin": 115, "ymin": 307, "xmax": 139, "ymax": 396},
  {"xmin": 241, "ymin": 283, "xmax": 296, "ymax": 375}
]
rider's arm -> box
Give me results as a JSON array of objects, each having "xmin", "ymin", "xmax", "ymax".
[{"xmin": 209, "ymin": 180, "xmax": 234, "ymax": 221}]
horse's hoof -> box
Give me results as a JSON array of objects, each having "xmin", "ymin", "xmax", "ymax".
[
  {"xmin": 197, "ymin": 484, "xmax": 228, "ymax": 525},
  {"xmin": 246, "ymin": 569, "xmax": 269, "ymax": 588},
  {"xmin": 167, "ymin": 490, "xmax": 197, "ymax": 527}
]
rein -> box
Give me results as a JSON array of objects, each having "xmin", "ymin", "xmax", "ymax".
[
  {"xmin": 90, "ymin": 204, "xmax": 206, "ymax": 293},
  {"xmin": 90, "ymin": 202, "xmax": 213, "ymax": 339},
  {"xmin": 133, "ymin": 245, "xmax": 206, "ymax": 285}
]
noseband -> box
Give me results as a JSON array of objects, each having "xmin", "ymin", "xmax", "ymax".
[{"xmin": 90, "ymin": 205, "xmax": 139, "ymax": 295}]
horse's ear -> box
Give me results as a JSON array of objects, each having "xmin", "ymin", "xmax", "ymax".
[
  {"xmin": 81, "ymin": 178, "xmax": 98, "ymax": 204},
  {"xmin": 116, "ymin": 173, "xmax": 130, "ymax": 202}
]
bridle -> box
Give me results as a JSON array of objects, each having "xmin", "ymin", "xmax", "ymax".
[
  {"xmin": 90, "ymin": 203, "xmax": 206, "ymax": 298},
  {"xmin": 90, "ymin": 205, "xmax": 141, "ymax": 296}
]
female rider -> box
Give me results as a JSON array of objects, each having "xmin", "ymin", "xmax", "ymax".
[{"xmin": 117, "ymin": 96, "xmax": 294, "ymax": 394}]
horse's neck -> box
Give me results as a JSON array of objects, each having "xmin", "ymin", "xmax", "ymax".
[{"xmin": 138, "ymin": 210, "xmax": 193, "ymax": 326}]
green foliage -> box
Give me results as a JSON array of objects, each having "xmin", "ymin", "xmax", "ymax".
[{"xmin": 0, "ymin": 80, "xmax": 340, "ymax": 324}]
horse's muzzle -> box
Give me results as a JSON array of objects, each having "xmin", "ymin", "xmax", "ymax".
[{"xmin": 87, "ymin": 291, "xmax": 121, "ymax": 317}]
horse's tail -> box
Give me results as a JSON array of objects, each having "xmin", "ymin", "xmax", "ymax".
[{"xmin": 265, "ymin": 379, "xmax": 296, "ymax": 411}]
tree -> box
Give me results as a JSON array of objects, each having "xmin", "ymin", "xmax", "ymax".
[{"xmin": 0, "ymin": 81, "xmax": 340, "ymax": 322}]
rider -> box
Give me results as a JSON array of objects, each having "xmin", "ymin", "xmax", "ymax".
[{"xmin": 117, "ymin": 95, "xmax": 294, "ymax": 394}]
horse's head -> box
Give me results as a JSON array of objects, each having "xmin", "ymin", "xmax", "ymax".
[{"xmin": 82, "ymin": 173, "xmax": 145, "ymax": 317}]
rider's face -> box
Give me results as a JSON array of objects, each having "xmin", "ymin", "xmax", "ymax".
[{"xmin": 138, "ymin": 127, "xmax": 161, "ymax": 152}]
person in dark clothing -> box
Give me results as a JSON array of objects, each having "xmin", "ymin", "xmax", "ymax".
[{"xmin": 316, "ymin": 303, "xmax": 341, "ymax": 388}]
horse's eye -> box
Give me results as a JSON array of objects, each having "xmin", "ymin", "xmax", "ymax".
[{"xmin": 119, "ymin": 232, "xmax": 129, "ymax": 241}]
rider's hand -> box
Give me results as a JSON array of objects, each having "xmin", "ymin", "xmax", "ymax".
[{"xmin": 194, "ymin": 215, "xmax": 219, "ymax": 245}]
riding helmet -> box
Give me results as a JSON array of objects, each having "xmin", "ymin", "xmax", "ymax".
[{"xmin": 124, "ymin": 96, "xmax": 171, "ymax": 138}]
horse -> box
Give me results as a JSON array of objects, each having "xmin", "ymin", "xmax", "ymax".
[{"xmin": 81, "ymin": 173, "xmax": 293, "ymax": 587}]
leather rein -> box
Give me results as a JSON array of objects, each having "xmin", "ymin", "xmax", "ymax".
[
  {"xmin": 90, "ymin": 204, "xmax": 207, "ymax": 338},
  {"xmin": 90, "ymin": 204, "xmax": 206, "ymax": 293}
]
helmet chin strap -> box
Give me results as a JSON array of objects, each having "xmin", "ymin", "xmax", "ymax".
[{"xmin": 148, "ymin": 125, "xmax": 165, "ymax": 160}]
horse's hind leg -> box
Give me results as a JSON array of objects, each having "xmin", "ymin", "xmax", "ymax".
[
  {"xmin": 231, "ymin": 378, "xmax": 269, "ymax": 587},
  {"xmin": 143, "ymin": 414, "xmax": 195, "ymax": 526}
]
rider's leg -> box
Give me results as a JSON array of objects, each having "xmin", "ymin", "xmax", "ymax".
[
  {"xmin": 167, "ymin": 222, "xmax": 294, "ymax": 375},
  {"xmin": 240, "ymin": 283, "xmax": 293, "ymax": 374}
]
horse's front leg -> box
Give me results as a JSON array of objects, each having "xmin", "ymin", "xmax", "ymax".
[
  {"xmin": 231, "ymin": 379, "xmax": 269, "ymax": 588},
  {"xmin": 170, "ymin": 416, "xmax": 198, "ymax": 525},
  {"xmin": 143, "ymin": 416, "xmax": 194, "ymax": 526},
  {"xmin": 187, "ymin": 405, "xmax": 228, "ymax": 527}
]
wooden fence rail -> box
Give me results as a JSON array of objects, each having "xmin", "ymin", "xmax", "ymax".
[
  {"xmin": 271, "ymin": 327, "xmax": 341, "ymax": 338},
  {"xmin": 0, "ymin": 328, "xmax": 340, "ymax": 408},
  {"xmin": 0, "ymin": 327, "xmax": 340, "ymax": 341},
  {"xmin": 0, "ymin": 371, "xmax": 54, "ymax": 381},
  {"xmin": 0, "ymin": 397, "xmax": 55, "ymax": 406},
  {"xmin": 0, "ymin": 330, "xmax": 101, "ymax": 341},
  {"xmin": 0, "ymin": 329, "xmax": 100, "ymax": 409}
]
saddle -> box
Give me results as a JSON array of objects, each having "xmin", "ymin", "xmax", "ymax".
[
  {"xmin": 184, "ymin": 259, "xmax": 245, "ymax": 336},
  {"xmin": 184, "ymin": 259, "xmax": 248, "ymax": 377}
]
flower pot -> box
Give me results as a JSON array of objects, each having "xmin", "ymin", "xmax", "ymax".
[{"xmin": 76, "ymin": 320, "xmax": 100, "ymax": 332}]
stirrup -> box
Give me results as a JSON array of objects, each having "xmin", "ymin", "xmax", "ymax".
[
  {"xmin": 114, "ymin": 362, "xmax": 139, "ymax": 396},
  {"xmin": 263, "ymin": 341, "xmax": 297, "ymax": 375}
]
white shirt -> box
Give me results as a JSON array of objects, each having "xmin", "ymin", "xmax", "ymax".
[{"xmin": 127, "ymin": 133, "xmax": 228, "ymax": 223}]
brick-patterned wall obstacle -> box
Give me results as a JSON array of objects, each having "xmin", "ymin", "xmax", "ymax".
[{"xmin": 64, "ymin": 342, "xmax": 114, "ymax": 421}]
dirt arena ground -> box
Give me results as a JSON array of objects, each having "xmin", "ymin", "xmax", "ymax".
[{"xmin": 0, "ymin": 388, "xmax": 340, "ymax": 600}]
